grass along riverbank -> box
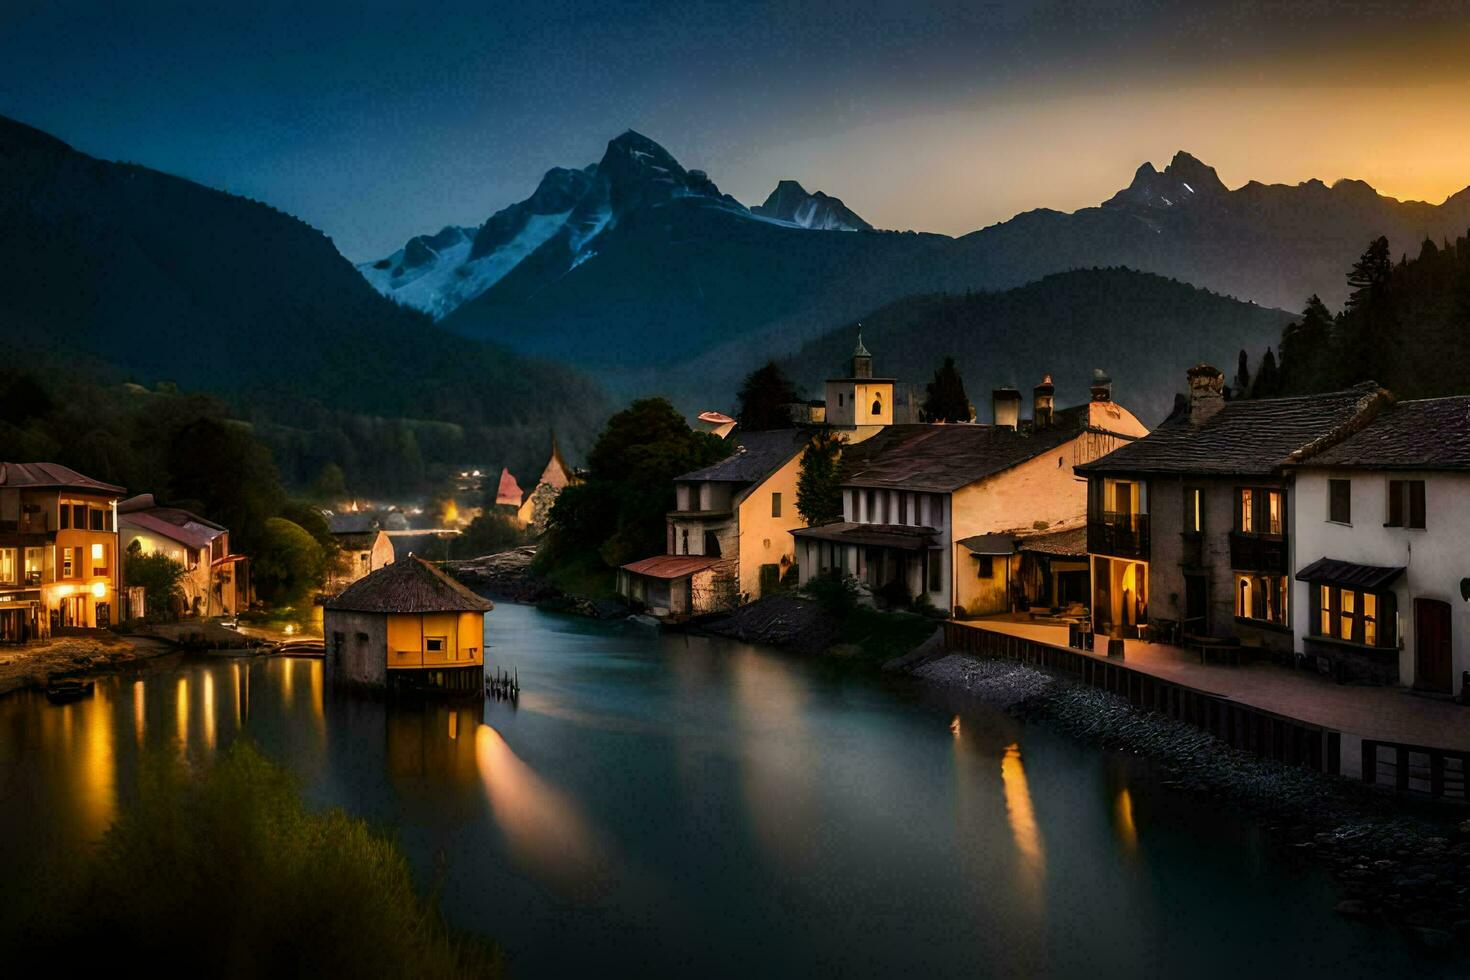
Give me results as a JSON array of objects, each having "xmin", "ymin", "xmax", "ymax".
[{"xmin": 914, "ymin": 653, "xmax": 1470, "ymax": 954}]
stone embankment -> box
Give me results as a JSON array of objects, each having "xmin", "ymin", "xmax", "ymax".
[
  {"xmin": 444, "ymin": 548, "xmax": 625, "ymax": 618},
  {"xmin": 691, "ymin": 595, "xmax": 837, "ymax": 655},
  {"xmin": 0, "ymin": 633, "xmax": 176, "ymax": 696},
  {"xmin": 913, "ymin": 653, "xmax": 1470, "ymax": 953}
]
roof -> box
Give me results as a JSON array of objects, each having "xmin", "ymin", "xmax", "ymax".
[
  {"xmin": 620, "ymin": 555, "xmax": 720, "ymax": 579},
  {"xmin": 1014, "ymin": 525, "xmax": 1089, "ymax": 558},
  {"xmin": 1078, "ymin": 383, "xmax": 1389, "ymax": 478},
  {"xmin": 1297, "ymin": 396, "xmax": 1470, "ymax": 471},
  {"xmin": 843, "ymin": 407, "xmax": 1092, "ymax": 492},
  {"xmin": 853, "ymin": 330, "xmax": 871, "ymax": 359},
  {"xmin": 676, "ymin": 429, "xmax": 807, "ymax": 483},
  {"xmin": 324, "ymin": 556, "xmax": 493, "ymax": 613},
  {"xmin": 697, "ymin": 410, "xmax": 735, "ymax": 425},
  {"xmin": 0, "ymin": 462, "xmax": 125, "ymax": 495},
  {"xmin": 1295, "ymin": 557, "xmax": 1406, "ymax": 591},
  {"xmin": 335, "ymin": 531, "xmax": 384, "ymax": 551},
  {"xmin": 328, "ymin": 512, "xmax": 380, "ymax": 535},
  {"xmin": 495, "ymin": 467, "xmax": 525, "ymax": 506},
  {"xmin": 958, "ymin": 533, "xmax": 1015, "ymax": 555},
  {"xmin": 793, "ymin": 521, "xmax": 936, "ymax": 551},
  {"xmin": 119, "ymin": 509, "xmax": 226, "ymax": 551}
]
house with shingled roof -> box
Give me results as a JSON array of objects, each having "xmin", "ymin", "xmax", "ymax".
[
  {"xmin": 118, "ymin": 494, "xmax": 248, "ymax": 617},
  {"xmin": 1075, "ymin": 364, "xmax": 1391, "ymax": 650},
  {"xmin": 794, "ymin": 371, "xmax": 1148, "ymax": 616},
  {"xmin": 1288, "ymin": 395, "xmax": 1470, "ymax": 694},
  {"xmin": 324, "ymin": 555, "xmax": 492, "ymax": 694}
]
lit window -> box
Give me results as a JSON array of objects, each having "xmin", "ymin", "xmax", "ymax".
[
  {"xmin": 1319, "ymin": 585, "xmax": 1331, "ymax": 635},
  {"xmin": 1266, "ymin": 491, "xmax": 1283, "ymax": 535},
  {"xmin": 1239, "ymin": 489, "xmax": 1254, "ymax": 532},
  {"xmin": 425, "ymin": 637, "xmax": 446, "ymax": 653},
  {"xmin": 1340, "ymin": 590, "xmax": 1355, "ymax": 641}
]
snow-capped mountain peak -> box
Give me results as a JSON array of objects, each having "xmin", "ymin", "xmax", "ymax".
[
  {"xmin": 1103, "ymin": 150, "xmax": 1228, "ymax": 211},
  {"xmin": 752, "ymin": 179, "xmax": 871, "ymax": 231}
]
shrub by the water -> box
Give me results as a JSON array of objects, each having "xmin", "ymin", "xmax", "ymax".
[{"xmin": 10, "ymin": 741, "xmax": 502, "ymax": 978}]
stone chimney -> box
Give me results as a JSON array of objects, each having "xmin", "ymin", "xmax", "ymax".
[
  {"xmin": 992, "ymin": 387, "xmax": 1021, "ymax": 429},
  {"xmin": 1186, "ymin": 363, "xmax": 1226, "ymax": 425},
  {"xmin": 1089, "ymin": 369, "xmax": 1112, "ymax": 403},
  {"xmin": 1033, "ymin": 374, "xmax": 1055, "ymax": 428}
]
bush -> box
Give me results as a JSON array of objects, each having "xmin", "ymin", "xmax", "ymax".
[
  {"xmin": 876, "ymin": 579, "xmax": 912, "ymax": 610},
  {"xmin": 8, "ymin": 741, "xmax": 502, "ymax": 978},
  {"xmin": 803, "ymin": 571, "xmax": 860, "ymax": 616}
]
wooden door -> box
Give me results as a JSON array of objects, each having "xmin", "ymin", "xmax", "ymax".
[{"xmin": 1414, "ymin": 598, "xmax": 1453, "ymax": 694}]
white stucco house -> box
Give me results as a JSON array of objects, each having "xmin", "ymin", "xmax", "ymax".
[{"xmin": 1289, "ymin": 396, "xmax": 1470, "ymax": 697}]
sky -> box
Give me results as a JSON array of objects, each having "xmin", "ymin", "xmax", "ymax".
[{"xmin": 5, "ymin": 1, "xmax": 1470, "ymax": 260}]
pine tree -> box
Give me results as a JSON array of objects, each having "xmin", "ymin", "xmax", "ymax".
[
  {"xmin": 735, "ymin": 362, "xmax": 800, "ymax": 431},
  {"xmin": 1233, "ymin": 349, "xmax": 1252, "ymax": 399},
  {"xmin": 1346, "ymin": 236, "xmax": 1393, "ymax": 313},
  {"xmin": 1278, "ymin": 294, "xmax": 1334, "ymax": 393},
  {"xmin": 921, "ymin": 356, "xmax": 972, "ymax": 422},
  {"xmin": 1251, "ymin": 347, "xmax": 1280, "ymax": 398},
  {"xmin": 796, "ymin": 430, "xmax": 846, "ymax": 526},
  {"xmin": 1340, "ymin": 235, "xmax": 1396, "ymax": 385}
]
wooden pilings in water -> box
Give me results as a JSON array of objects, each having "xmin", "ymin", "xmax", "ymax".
[{"xmin": 486, "ymin": 665, "xmax": 519, "ymax": 703}]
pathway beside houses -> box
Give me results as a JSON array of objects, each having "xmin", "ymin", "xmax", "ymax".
[{"xmin": 959, "ymin": 617, "xmax": 1470, "ymax": 776}]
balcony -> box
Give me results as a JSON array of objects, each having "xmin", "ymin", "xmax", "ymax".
[
  {"xmin": 0, "ymin": 513, "xmax": 52, "ymax": 535},
  {"xmin": 1229, "ymin": 531, "xmax": 1288, "ymax": 573},
  {"xmin": 1087, "ymin": 511, "xmax": 1150, "ymax": 559}
]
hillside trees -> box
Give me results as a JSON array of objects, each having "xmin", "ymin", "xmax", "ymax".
[{"xmin": 921, "ymin": 356, "xmax": 972, "ymax": 422}]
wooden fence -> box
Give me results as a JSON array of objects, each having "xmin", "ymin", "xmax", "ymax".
[
  {"xmin": 944, "ymin": 622, "xmax": 1342, "ymax": 776},
  {"xmin": 1361, "ymin": 740, "xmax": 1470, "ymax": 802}
]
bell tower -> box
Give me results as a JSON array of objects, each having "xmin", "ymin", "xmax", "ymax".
[{"xmin": 824, "ymin": 326, "xmax": 894, "ymax": 429}]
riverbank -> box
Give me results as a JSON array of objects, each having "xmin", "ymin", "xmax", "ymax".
[
  {"xmin": 445, "ymin": 547, "xmax": 625, "ymax": 618},
  {"xmin": 691, "ymin": 593, "xmax": 941, "ymax": 663},
  {"xmin": 0, "ymin": 633, "xmax": 176, "ymax": 696},
  {"xmin": 914, "ymin": 653, "xmax": 1470, "ymax": 951}
]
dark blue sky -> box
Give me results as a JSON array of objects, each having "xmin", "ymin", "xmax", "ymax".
[{"xmin": 6, "ymin": 1, "xmax": 1470, "ymax": 259}]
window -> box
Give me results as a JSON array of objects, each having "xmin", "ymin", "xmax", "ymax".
[
  {"xmin": 425, "ymin": 637, "xmax": 446, "ymax": 653},
  {"xmin": 1184, "ymin": 487, "xmax": 1203, "ymax": 534},
  {"xmin": 1386, "ymin": 479, "xmax": 1426, "ymax": 529},
  {"xmin": 771, "ymin": 492, "xmax": 782, "ymax": 518},
  {"xmin": 59, "ymin": 505, "xmax": 70, "ymax": 530},
  {"xmin": 1235, "ymin": 574, "xmax": 1288, "ymax": 625},
  {"xmin": 62, "ymin": 547, "xmax": 74, "ymax": 579},
  {"xmin": 1328, "ymin": 479, "xmax": 1351, "ymax": 524},
  {"xmin": 1312, "ymin": 584, "xmax": 1394, "ymax": 647},
  {"xmin": 1265, "ymin": 490, "xmax": 1283, "ymax": 535},
  {"xmin": 91, "ymin": 542, "xmax": 107, "ymax": 576},
  {"xmin": 0, "ymin": 548, "xmax": 14, "ymax": 584},
  {"xmin": 838, "ymin": 392, "xmax": 844, "ymax": 407},
  {"xmin": 72, "ymin": 504, "xmax": 86, "ymax": 529},
  {"xmin": 1238, "ymin": 488, "xmax": 1254, "ymax": 532},
  {"xmin": 89, "ymin": 507, "xmax": 105, "ymax": 531},
  {"xmin": 899, "ymin": 494, "xmax": 909, "ymax": 525},
  {"xmin": 680, "ymin": 529, "xmax": 690, "ymax": 554},
  {"xmin": 977, "ymin": 555, "xmax": 994, "ymax": 578},
  {"xmin": 24, "ymin": 547, "xmax": 42, "ymax": 585},
  {"xmin": 865, "ymin": 490, "xmax": 876, "ymax": 523},
  {"xmin": 871, "ymin": 393, "xmax": 882, "ymax": 415}
]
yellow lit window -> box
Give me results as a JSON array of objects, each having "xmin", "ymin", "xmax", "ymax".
[
  {"xmin": 1340, "ymin": 590, "xmax": 1355, "ymax": 641},
  {"xmin": 1240, "ymin": 489, "xmax": 1254, "ymax": 532},
  {"xmin": 1363, "ymin": 593, "xmax": 1377, "ymax": 646},
  {"xmin": 1319, "ymin": 585, "xmax": 1330, "ymax": 635},
  {"xmin": 1267, "ymin": 491, "xmax": 1283, "ymax": 535}
]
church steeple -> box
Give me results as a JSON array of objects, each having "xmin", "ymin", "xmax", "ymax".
[{"xmin": 852, "ymin": 326, "xmax": 873, "ymax": 379}]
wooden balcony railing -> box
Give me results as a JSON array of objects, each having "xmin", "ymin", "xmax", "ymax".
[
  {"xmin": 1228, "ymin": 531, "xmax": 1288, "ymax": 573},
  {"xmin": 1087, "ymin": 511, "xmax": 1149, "ymax": 559}
]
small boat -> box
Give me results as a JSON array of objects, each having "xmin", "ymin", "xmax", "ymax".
[
  {"xmin": 44, "ymin": 678, "xmax": 95, "ymax": 703},
  {"xmin": 275, "ymin": 638, "xmax": 326, "ymax": 658}
]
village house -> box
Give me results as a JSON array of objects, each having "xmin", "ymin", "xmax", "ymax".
[
  {"xmin": 323, "ymin": 555, "xmax": 492, "ymax": 694},
  {"xmin": 1076, "ymin": 365, "xmax": 1390, "ymax": 648},
  {"xmin": 0, "ymin": 462, "xmax": 124, "ymax": 640},
  {"xmin": 620, "ymin": 428, "xmax": 811, "ymax": 617},
  {"xmin": 1287, "ymin": 396, "xmax": 1470, "ymax": 695},
  {"xmin": 327, "ymin": 512, "xmax": 396, "ymax": 592},
  {"xmin": 118, "ymin": 494, "xmax": 248, "ymax": 617},
  {"xmin": 793, "ymin": 372, "xmax": 1148, "ymax": 616}
]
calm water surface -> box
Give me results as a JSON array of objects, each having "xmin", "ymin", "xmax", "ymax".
[{"xmin": 0, "ymin": 603, "xmax": 1453, "ymax": 978}]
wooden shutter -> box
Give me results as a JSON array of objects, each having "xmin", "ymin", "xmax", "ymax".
[
  {"xmin": 1387, "ymin": 480, "xmax": 1404, "ymax": 527},
  {"xmin": 1408, "ymin": 481, "xmax": 1426, "ymax": 529}
]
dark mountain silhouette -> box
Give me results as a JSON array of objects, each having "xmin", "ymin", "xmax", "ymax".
[
  {"xmin": 0, "ymin": 113, "xmax": 606, "ymax": 491},
  {"xmin": 782, "ymin": 269, "xmax": 1295, "ymax": 425}
]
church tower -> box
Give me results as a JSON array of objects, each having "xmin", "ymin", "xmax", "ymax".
[{"xmin": 824, "ymin": 326, "xmax": 894, "ymax": 429}]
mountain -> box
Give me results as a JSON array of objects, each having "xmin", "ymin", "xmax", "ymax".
[
  {"xmin": 414, "ymin": 136, "xmax": 1470, "ymax": 410},
  {"xmin": 751, "ymin": 180, "xmax": 871, "ymax": 231},
  {"xmin": 781, "ymin": 269, "xmax": 1295, "ymax": 425},
  {"xmin": 0, "ymin": 113, "xmax": 606, "ymax": 493}
]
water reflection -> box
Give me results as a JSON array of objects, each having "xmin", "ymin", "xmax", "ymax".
[
  {"xmin": 176, "ymin": 676, "xmax": 188, "ymax": 745},
  {"xmin": 1001, "ymin": 742, "xmax": 1045, "ymax": 880},
  {"xmin": 474, "ymin": 724, "xmax": 609, "ymax": 898},
  {"xmin": 386, "ymin": 700, "xmax": 483, "ymax": 791},
  {"xmin": 203, "ymin": 671, "xmax": 216, "ymax": 750},
  {"xmin": 133, "ymin": 679, "xmax": 145, "ymax": 746},
  {"xmin": 1114, "ymin": 786, "xmax": 1138, "ymax": 856}
]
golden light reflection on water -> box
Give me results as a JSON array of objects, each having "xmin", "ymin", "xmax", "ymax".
[
  {"xmin": 77, "ymin": 681, "xmax": 117, "ymax": 838},
  {"xmin": 1114, "ymin": 787, "xmax": 1138, "ymax": 856},
  {"xmin": 1001, "ymin": 743, "xmax": 1045, "ymax": 880},
  {"xmin": 133, "ymin": 679, "xmax": 145, "ymax": 746},
  {"xmin": 474, "ymin": 724, "xmax": 608, "ymax": 898},
  {"xmin": 175, "ymin": 676, "xmax": 189, "ymax": 746},
  {"xmin": 309, "ymin": 659, "xmax": 323, "ymax": 729},
  {"xmin": 282, "ymin": 657, "xmax": 294, "ymax": 701},
  {"xmin": 203, "ymin": 671, "xmax": 216, "ymax": 750}
]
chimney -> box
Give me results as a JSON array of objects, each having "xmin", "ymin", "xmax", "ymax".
[
  {"xmin": 1033, "ymin": 374, "xmax": 1055, "ymax": 428},
  {"xmin": 1089, "ymin": 369, "xmax": 1112, "ymax": 403},
  {"xmin": 1186, "ymin": 363, "xmax": 1226, "ymax": 424},
  {"xmin": 992, "ymin": 387, "xmax": 1021, "ymax": 430}
]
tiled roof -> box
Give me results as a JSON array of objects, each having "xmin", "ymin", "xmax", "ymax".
[
  {"xmin": 1298, "ymin": 396, "xmax": 1470, "ymax": 471},
  {"xmin": 1077, "ymin": 383, "xmax": 1389, "ymax": 478},
  {"xmin": 1294, "ymin": 557, "xmax": 1406, "ymax": 591},
  {"xmin": 1014, "ymin": 525, "xmax": 1089, "ymax": 558},
  {"xmin": 325, "ymin": 556, "xmax": 493, "ymax": 613},
  {"xmin": 120, "ymin": 510, "xmax": 225, "ymax": 551},
  {"xmin": 957, "ymin": 534, "xmax": 1015, "ymax": 555},
  {"xmin": 677, "ymin": 429, "xmax": 808, "ymax": 483},
  {"xmin": 842, "ymin": 406, "xmax": 1091, "ymax": 493},
  {"xmin": 620, "ymin": 555, "xmax": 720, "ymax": 579},
  {"xmin": 0, "ymin": 462, "xmax": 125, "ymax": 495}
]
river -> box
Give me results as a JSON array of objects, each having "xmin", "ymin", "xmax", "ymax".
[{"xmin": 0, "ymin": 602, "xmax": 1452, "ymax": 977}]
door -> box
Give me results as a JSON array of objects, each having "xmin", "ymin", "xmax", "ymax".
[
  {"xmin": 1184, "ymin": 574, "xmax": 1207, "ymax": 635},
  {"xmin": 1414, "ymin": 598, "xmax": 1453, "ymax": 694}
]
